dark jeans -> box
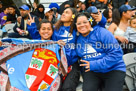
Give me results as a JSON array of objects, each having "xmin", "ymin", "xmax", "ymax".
[
  {"xmin": 82, "ymin": 70, "xmax": 126, "ymax": 91},
  {"xmin": 8, "ymin": 32, "xmax": 31, "ymax": 39},
  {"xmin": 61, "ymin": 62, "xmax": 80, "ymax": 91}
]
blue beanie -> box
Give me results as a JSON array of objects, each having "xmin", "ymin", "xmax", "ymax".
[{"xmin": 49, "ymin": 3, "xmax": 60, "ymax": 11}]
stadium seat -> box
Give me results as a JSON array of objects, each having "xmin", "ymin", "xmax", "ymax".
[{"xmin": 123, "ymin": 53, "xmax": 136, "ymax": 91}]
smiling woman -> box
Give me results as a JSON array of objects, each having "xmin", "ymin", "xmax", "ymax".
[
  {"xmin": 39, "ymin": 21, "xmax": 53, "ymax": 40},
  {"xmin": 72, "ymin": 12, "xmax": 126, "ymax": 91}
]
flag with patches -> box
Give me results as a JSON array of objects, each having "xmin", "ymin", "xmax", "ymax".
[
  {"xmin": 0, "ymin": 38, "xmax": 68, "ymax": 91},
  {"xmin": 25, "ymin": 48, "xmax": 59, "ymax": 91}
]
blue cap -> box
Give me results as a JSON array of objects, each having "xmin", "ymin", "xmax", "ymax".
[
  {"xmin": 19, "ymin": 5, "xmax": 29, "ymax": 10},
  {"xmin": 119, "ymin": 5, "xmax": 136, "ymax": 13},
  {"xmin": 87, "ymin": 6, "xmax": 98, "ymax": 14},
  {"xmin": 49, "ymin": 3, "xmax": 60, "ymax": 11}
]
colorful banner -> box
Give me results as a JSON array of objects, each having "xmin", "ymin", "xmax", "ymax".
[{"xmin": 0, "ymin": 39, "xmax": 68, "ymax": 91}]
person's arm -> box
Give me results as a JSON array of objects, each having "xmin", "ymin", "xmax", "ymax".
[
  {"xmin": 27, "ymin": 23, "xmax": 41, "ymax": 39},
  {"xmin": 13, "ymin": 16, "xmax": 22, "ymax": 33},
  {"xmin": 89, "ymin": 28, "xmax": 123, "ymax": 71},
  {"xmin": 108, "ymin": 23, "xmax": 117, "ymax": 34},
  {"xmin": 97, "ymin": 14, "xmax": 107, "ymax": 28},
  {"xmin": 32, "ymin": 15, "xmax": 39, "ymax": 27}
]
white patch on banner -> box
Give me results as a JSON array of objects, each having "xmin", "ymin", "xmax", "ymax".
[
  {"xmin": 46, "ymin": 64, "xmax": 58, "ymax": 79},
  {"xmin": 25, "ymin": 74, "xmax": 36, "ymax": 88},
  {"xmin": 29, "ymin": 57, "xmax": 44, "ymax": 70}
]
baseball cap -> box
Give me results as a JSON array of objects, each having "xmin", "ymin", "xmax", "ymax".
[
  {"xmin": 87, "ymin": 6, "xmax": 98, "ymax": 14},
  {"xmin": 119, "ymin": 4, "xmax": 136, "ymax": 13},
  {"xmin": 44, "ymin": 8, "xmax": 51, "ymax": 14},
  {"xmin": 19, "ymin": 5, "xmax": 29, "ymax": 10},
  {"xmin": 49, "ymin": 3, "xmax": 60, "ymax": 11}
]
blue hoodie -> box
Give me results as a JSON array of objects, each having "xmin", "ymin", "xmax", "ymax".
[
  {"xmin": 76, "ymin": 26, "xmax": 126, "ymax": 73},
  {"xmin": 27, "ymin": 23, "xmax": 41, "ymax": 39},
  {"xmin": 52, "ymin": 26, "xmax": 78, "ymax": 66}
]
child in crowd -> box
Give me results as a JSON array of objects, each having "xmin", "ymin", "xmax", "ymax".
[
  {"xmin": 125, "ymin": 16, "xmax": 136, "ymax": 43},
  {"xmin": 124, "ymin": 16, "xmax": 136, "ymax": 52}
]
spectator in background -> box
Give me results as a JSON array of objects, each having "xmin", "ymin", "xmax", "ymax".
[
  {"xmin": 8, "ymin": 5, "xmax": 39, "ymax": 39},
  {"xmin": 103, "ymin": 8, "xmax": 112, "ymax": 29},
  {"xmin": 44, "ymin": 8, "xmax": 53, "ymax": 22},
  {"xmin": 108, "ymin": 5, "xmax": 135, "ymax": 44},
  {"xmin": 49, "ymin": 3, "xmax": 60, "ymax": 24},
  {"xmin": 33, "ymin": 4, "xmax": 45, "ymax": 22},
  {"xmin": 6, "ymin": 5, "xmax": 17, "ymax": 24},
  {"xmin": 0, "ymin": 1, "xmax": 2, "ymax": 13},
  {"xmin": 0, "ymin": 6, "xmax": 9, "ymax": 28},
  {"xmin": 81, "ymin": 3, "xmax": 87, "ymax": 12},
  {"xmin": 87, "ymin": 6, "xmax": 107, "ymax": 28},
  {"xmin": 32, "ymin": 2, "xmax": 38, "ymax": 13},
  {"xmin": 76, "ymin": 1, "xmax": 82, "ymax": 12},
  {"xmin": 107, "ymin": 0, "xmax": 113, "ymax": 9},
  {"xmin": 124, "ymin": 16, "xmax": 136, "ymax": 52},
  {"xmin": 108, "ymin": 5, "xmax": 135, "ymax": 54}
]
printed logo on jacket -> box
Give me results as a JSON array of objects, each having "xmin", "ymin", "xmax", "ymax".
[{"xmin": 83, "ymin": 44, "xmax": 101, "ymax": 59}]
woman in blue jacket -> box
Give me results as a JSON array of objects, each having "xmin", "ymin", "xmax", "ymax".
[
  {"xmin": 72, "ymin": 12, "xmax": 126, "ymax": 91},
  {"xmin": 27, "ymin": 8, "xmax": 80, "ymax": 91}
]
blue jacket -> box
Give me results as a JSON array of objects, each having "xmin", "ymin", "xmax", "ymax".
[
  {"xmin": 96, "ymin": 14, "xmax": 107, "ymax": 28},
  {"xmin": 52, "ymin": 26, "xmax": 78, "ymax": 66},
  {"xmin": 76, "ymin": 26, "xmax": 126, "ymax": 73},
  {"xmin": 27, "ymin": 23, "xmax": 41, "ymax": 39},
  {"xmin": 27, "ymin": 23, "xmax": 79, "ymax": 66}
]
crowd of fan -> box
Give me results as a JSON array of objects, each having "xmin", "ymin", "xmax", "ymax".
[{"xmin": 0, "ymin": 0, "xmax": 136, "ymax": 54}]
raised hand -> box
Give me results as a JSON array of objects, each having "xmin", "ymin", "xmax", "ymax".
[
  {"xmin": 91, "ymin": 10, "xmax": 102, "ymax": 22},
  {"xmin": 27, "ymin": 13, "xmax": 35, "ymax": 25}
]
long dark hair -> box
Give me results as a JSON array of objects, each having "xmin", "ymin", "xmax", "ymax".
[
  {"xmin": 38, "ymin": 19, "xmax": 54, "ymax": 32},
  {"xmin": 112, "ymin": 9, "xmax": 121, "ymax": 26},
  {"xmin": 103, "ymin": 8, "xmax": 112, "ymax": 20},
  {"xmin": 54, "ymin": 7, "xmax": 78, "ymax": 34}
]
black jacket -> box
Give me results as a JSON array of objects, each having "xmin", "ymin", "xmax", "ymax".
[
  {"xmin": 6, "ymin": 14, "xmax": 17, "ymax": 23},
  {"xmin": 13, "ymin": 14, "xmax": 39, "ymax": 33},
  {"xmin": 32, "ymin": 4, "xmax": 45, "ymax": 19}
]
